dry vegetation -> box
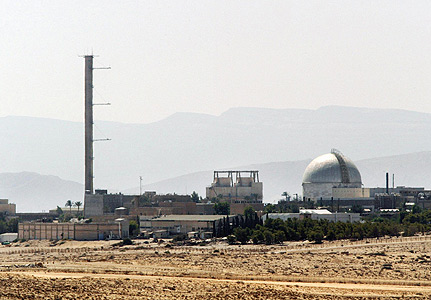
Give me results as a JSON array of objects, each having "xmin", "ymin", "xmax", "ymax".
[{"xmin": 1, "ymin": 236, "xmax": 431, "ymax": 299}]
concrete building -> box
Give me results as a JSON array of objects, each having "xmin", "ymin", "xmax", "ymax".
[
  {"xmin": 206, "ymin": 171, "xmax": 263, "ymax": 203},
  {"xmin": 264, "ymin": 209, "xmax": 361, "ymax": 223},
  {"xmin": 84, "ymin": 190, "xmax": 202, "ymax": 217},
  {"xmin": 140, "ymin": 215, "xmax": 233, "ymax": 237},
  {"xmin": 0, "ymin": 233, "xmax": 18, "ymax": 243},
  {"xmin": 84, "ymin": 190, "xmax": 137, "ymax": 217},
  {"xmin": 302, "ymin": 150, "xmax": 362, "ymax": 201},
  {"xmin": 18, "ymin": 219, "xmax": 129, "ymax": 241},
  {"xmin": 0, "ymin": 199, "xmax": 16, "ymax": 215},
  {"xmin": 206, "ymin": 171, "xmax": 263, "ymax": 214},
  {"xmin": 332, "ymin": 187, "xmax": 370, "ymax": 198}
]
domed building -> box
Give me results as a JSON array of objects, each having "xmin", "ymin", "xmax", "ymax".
[{"xmin": 302, "ymin": 149, "xmax": 362, "ymax": 201}]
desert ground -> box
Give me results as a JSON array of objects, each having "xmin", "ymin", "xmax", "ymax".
[{"xmin": 1, "ymin": 236, "xmax": 431, "ymax": 299}]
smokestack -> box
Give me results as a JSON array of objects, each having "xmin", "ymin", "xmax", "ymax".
[
  {"xmin": 385, "ymin": 172, "xmax": 389, "ymax": 194},
  {"xmin": 84, "ymin": 55, "xmax": 93, "ymax": 194}
]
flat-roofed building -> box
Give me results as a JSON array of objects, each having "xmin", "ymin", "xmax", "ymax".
[
  {"xmin": 18, "ymin": 219, "xmax": 129, "ymax": 241},
  {"xmin": 0, "ymin": 233, "xmax": 18, "ymax": 243},
  {"xmin": 264, "ymin": 209, "xmax": 360, "ymax": 223},
  {"xmin": 141, "ymin": 214, "xmax": 234, "ymax": 236},
  {"xmin": 0, "ymin": 199, "xmax": 16, "ymax": 215}
]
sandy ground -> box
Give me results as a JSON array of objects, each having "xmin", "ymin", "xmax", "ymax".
[{"xmin": 1, "ymin": 236, "xmax": 431, "ymax": 299}]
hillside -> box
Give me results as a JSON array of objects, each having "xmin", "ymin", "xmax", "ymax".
[
  {"xmin": 124, "ymin": 151, "xmax": 431, "ymax": 204},
  {"xmin": 3, "ymin": 151, "xmax": 431, "ymax": 212},
  {"xmin": 0, "ymin": 172, "xmax": 83, "ymax": 212},
  {"xmin": 2, "ymin": 106, "xmax": 431, "ymax": 192}
]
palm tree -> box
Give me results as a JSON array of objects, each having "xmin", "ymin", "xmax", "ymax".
[
  {"xmin": 74, "ymin": 201, "xmax": 83, "ymax": 215},
  {"xmin": 65, "ymin": 200, "xmax": 73, "ymax": 215}
]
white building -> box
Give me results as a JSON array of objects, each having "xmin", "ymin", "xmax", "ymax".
[{"xmin": 0, "ymin": 233, "xmax": 18, "ymax": 243}]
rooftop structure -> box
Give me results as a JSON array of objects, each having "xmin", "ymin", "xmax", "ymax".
[
  {"xmin": 0, "ymin": 199, "xmax": 16, "ymax": 216},
  {"xmin": 206, "ymin": 170, "xmax": 263, "ymax": 204}
]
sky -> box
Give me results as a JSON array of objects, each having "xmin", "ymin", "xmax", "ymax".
[{"xmin": 1, "ymin": 1, "xmax": 431, "ymax": 124}]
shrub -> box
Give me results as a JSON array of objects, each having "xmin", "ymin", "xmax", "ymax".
[
  {"xmin": 227, "ymin": 235, "xmax": 236, "ymax": 245},
  {"xmin": 263, "ymin": 230, "xmax": 274, "ymax": 245},
  {"xmin": 234, "ymin": 227, "xmax": 249, "ymax": 244},
  {"xmin": 122, "ymin": 238, "xmax": 133, "ymax": 246},
  {"xmin": 172, "ymin": 234, "xmax": 187, "ymax": 242}
]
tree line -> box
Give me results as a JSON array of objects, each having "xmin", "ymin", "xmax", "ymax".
[
  {"xmin": 0, "ymin": 214, "xmax": 18, "ymax": 234},
  {"xmin": 226, "ymin": 206, "xmax": 431, "ymax": 245}
]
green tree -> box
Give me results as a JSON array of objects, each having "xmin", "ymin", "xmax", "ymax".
[
  {"xmin": 234, "ymin": 227, "xmax": 250, "ymax": 244},
  {"xmin": 351, "ymin": 204, "xmax": 363, "ymax": 214},
  {"xmin": 129, "ymin": 220, "xmax": 139, "ymax": 236},
  {"xmin": 65, "ymin": 200, "xmax": 73, "ymax": 215},
  {"xmin": 190, "ymin": 191, "xmax": 199, "ymax": 203},
  {"xmin": 412, "ymin": 204, "xmax": 423, "ymax": 214},
  {"xmin": 308, "ymin": 230, "xmax": 323, "ymax": 244},
  {"xmin": 74, "ymin": 201, "xmax": 83, "ymax": 215},
  {"xmin": 56, "ymin": 206, "xmax": 63, "ymax": 215},
  {"xmin": 214, "ymin": 202, "xmax": 230, "ymax": 215},
  {"xmin": 263, "ymin": 230, "xmax": 274, "ymax": 245},
  {"xmin": 274, "ymin": 230, "xmax": 285, "ymax": 244},
  {"xmin": 251, "ymin": 229, "xmax": 265, "ymax": 244},
  {"xmin": 227, "ymin": 235, "xmax": 236, "ymax": 245},
  {"xmin": 281, "ymin": 192, "xmax": 291, "ymax": 202}
]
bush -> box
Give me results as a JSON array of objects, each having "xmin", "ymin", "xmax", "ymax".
[
  {"xmin": 251, "ymin": 230, "xmax": 265, "ymax": 244},
  {"xmin": 274, "ymin": 230, "xmax": 285, "ymax": 244},
  {"xmin": 172, "ymin": 234, "xmax": 187, "ymax": 242},
  {"xmin": 264, "ymin": 230, "xmax": 274, "ymax": 245},
  {"xmin": 122, "ymin": 238, "xmax": 133, "ymax": 245},
  {"xmin": 227, "ymin": 235, "xmax": 236, "ymax": 245},
  {"xmin": 129, "ymin": 220, "xmax": 139, "ymax": 236},
  {"xmin": 308, "ymin": 230, "xmax": 323, "ymax": 244},
  {"xmin": 233, "ymin": 227, "xmax": 249, "ymax": 244}
]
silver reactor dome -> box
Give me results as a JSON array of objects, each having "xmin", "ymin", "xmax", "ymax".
[{"xmin": 302, "ymin": 150, "xmax": 362, "ymax": 184}]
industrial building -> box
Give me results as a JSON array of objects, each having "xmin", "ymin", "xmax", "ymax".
[
  {"xmin": 0, "ymin": 233, "xmax": 18, "ymax": 243},
  {"xmin": 139, "ymin": 214, "xmax": 234, "ymax": 238},
  {"xmin": 0, "ymin": 199, "xmax": 16, "ymax": 215},
  {"xmin": 302, "ymin": 150, "xmax": 362, "ymax": 201},
  {"xmin": 206, "ymin": 171, "xmax": 263, "ymax": 202},
  {"xmin": 206, "ymin": 170, "xmax": 264, "ymax": 213},
  {"xmin": 84, "ymin": 190, "xmax": 216, "ymax": 217},
  {"xmin": 301, "ymin": 150, "xmax": 431, "ymax": 212},
  {"xmin": 18, "ymin": 219, "xmax": 129, "ymax": 241}
]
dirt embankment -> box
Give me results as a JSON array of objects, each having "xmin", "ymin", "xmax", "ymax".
[{"xmin": 1, "ymin": 236, "xmax": 430, "ymax": 299}]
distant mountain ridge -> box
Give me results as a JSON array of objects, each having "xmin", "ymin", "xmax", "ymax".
[
  {"xmin": 124, "ymin": 151, "xmax": 431, "ymax": 204},
  {"xmin": 2, "ymin": 105, "xmax": 431, "ymax": 208},
  {"xmin": 3, "ymin": 151, "xmax": 431, "ymax": 212},
  {"xmin": 0, "ymin": 172, "xmax": 83, "ymax": 212}
]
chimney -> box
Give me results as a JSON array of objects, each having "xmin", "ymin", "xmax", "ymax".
[{"xmin": 385, "ymin": 172, "xmax": 389, "ymax": 194}]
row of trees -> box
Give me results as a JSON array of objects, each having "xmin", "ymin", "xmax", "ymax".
[
  {"xmin": 227, "ymin": 207, "xmax": 431, "ymax": 245},
  {"xmin": 214, "ymin": 207, "xmax": 262, "ymax": 237},
  {"xmin": 64, "ymin": 200, "xmax": 83, "ymax": 214},
  {"xmin": 0, "ymin": 214, "xmax": 18, "ymax": 234}
]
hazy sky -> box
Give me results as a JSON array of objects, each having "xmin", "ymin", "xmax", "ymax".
[{"xmin": 1, "ymin": 1, "xmax": 431, "ymax": 124}]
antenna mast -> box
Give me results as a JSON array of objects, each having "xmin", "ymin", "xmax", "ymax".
[{"xmin": 82, "ymin": 55, "xmax": 110, "ymax": 194}]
